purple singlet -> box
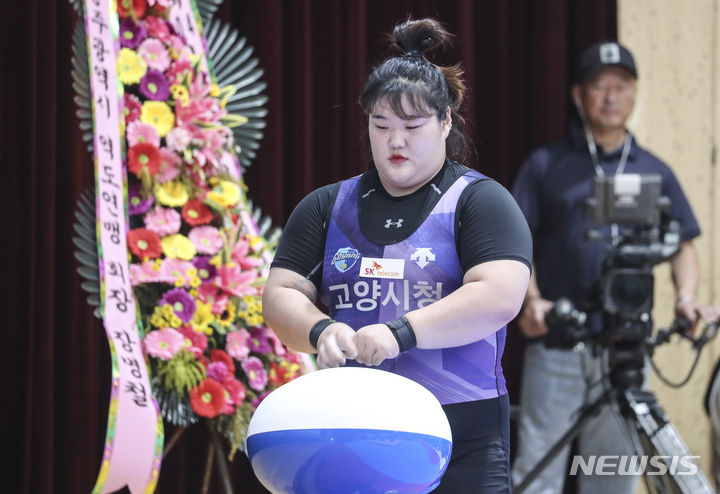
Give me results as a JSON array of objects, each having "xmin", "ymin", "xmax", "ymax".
[{"xmin": 319, "ymin": 172, "xmax": 507, "ymax": 404}]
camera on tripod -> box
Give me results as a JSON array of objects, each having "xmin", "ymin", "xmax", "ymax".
[
  {"xmin": 545, "ymin": 174, "xmax": 682, "ymax": 363},
  {"xmin": 517, "ymin": 173, "xmax": 718, "ymax": 494}
]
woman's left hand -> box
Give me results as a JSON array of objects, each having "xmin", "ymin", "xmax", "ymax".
[{"xmin": 354, "ymin": 323, "xmax": 400, "ymax": 367}]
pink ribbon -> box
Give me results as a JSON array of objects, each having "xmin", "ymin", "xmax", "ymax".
[{"xmin": 84, "ymin": 1, "xmax": 163, "ymax": 492}]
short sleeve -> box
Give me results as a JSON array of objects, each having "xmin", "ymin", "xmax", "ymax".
[
  {"xmin": 271, "ymin": 183, "xmax": 340, "ymax": 286},
  {"xmin": 456, "ymin": 179, "xmax": 533, "ymax": 273},
  {"xmin": 660, "ymin": 167, "xmax": 701, "ymax": 241}
]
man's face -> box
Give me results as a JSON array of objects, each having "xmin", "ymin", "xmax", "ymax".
[{"xmin": 574, "ymin": 67, "xmax": 637, "ymax": 132}]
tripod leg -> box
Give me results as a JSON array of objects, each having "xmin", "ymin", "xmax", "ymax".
[
  {"xmin": 513, "ymin": 390, "xmax": 614, "ymax": 494},
  {"xmin": 621, "ymin": 389, "xmax": 714, "ymax": 494}
]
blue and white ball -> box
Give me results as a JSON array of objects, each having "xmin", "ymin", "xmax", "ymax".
[{"xmin": 247, "ymin": 367, "xmax": 452, "ymax": 494}]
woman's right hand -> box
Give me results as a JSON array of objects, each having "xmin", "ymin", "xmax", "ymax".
[
  {"xmin": 517, "ymin": 296, "xmax": 554, "ymax": 338},
  {"xmin": 316, "ymin": 321, "xmax": 359, "ymax": 369}
]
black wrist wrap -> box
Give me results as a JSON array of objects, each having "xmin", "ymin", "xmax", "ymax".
[
  {"xmin": 385, "ymin": 316, "xmax": 417, "ymax": 352},
  {"xmin": 309, "ymin": 318, "xmax": 335, "ymax": 350}
]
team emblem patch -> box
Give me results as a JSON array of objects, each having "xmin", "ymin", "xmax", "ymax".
[{"xmin": 332, "ymin": 247, "xmax": 361, "ymax": 273}]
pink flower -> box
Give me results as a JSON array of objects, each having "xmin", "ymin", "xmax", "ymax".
[
  {"xmin": 137, "ymin": 37, "xmax": 171, "ymax": 72},
  {"xmin": 223, "ymin": 376, "xmax": 246, "ymax": 405},
  {"xmin": 264, "ymin": 328, "xmax": 288, "ymax": 357},
  {"xmin": 188, "ymin": 226, "xmax": 223, "ymax": 255},
  {"xmin": 216, "ymin": 263, "xmax": 259, "ymax": 297},
  {"xmin": 242, "ymin": 356, "xmax": 268, "ymax": 391},
  {"xmin": 232, "ymin": 238, "xmax": 262, "ymax": 269},
  {"xmin": 210, "ymin": 293, "xmax": 228, "ymax": 315},
  {"xmin": 177, "ymin": 326, "xmax": 208, "ymax": 357},
  {"xmin": 124, "ymin": 93, "xmax": 142, "ymax": 123},
  {"xmin": 127, "ymin": 120, "xmax": 160, "ymax": 147},
  {"xmin": 143, "ymin": 16, "xmax": 171, "ymax": 41},
  {"xmin": 156, "ymin": 148, "xmax": 181, "ymax": 183},
  {"xmin": 167, "ymin": 35, "xmax": 194, "ymax": 64},
  {"xmin": 226, "ymin": 329, "xmax": 252, "ymax": 361},
  {"xmin": 129, "ymin": 260, "xmax": 174, "ymax": 285},
  {"xmin": 219, "ymin": 151, "xmax": 240, "ymax": 180},
  {"xmin": 144, "ymin": 205, "xmax": 181, "ymax": 237},
  {"xmin": 144, "ymin": 328, "xmax": 184, "ymax": 360},
  {"xmin": 166, "ymin": 58, "xmax": 193, "ymax": 85},
  {"xmin": 160, "ymin": 258, "xmax": 195, "ymax": 285},
  {"xmin": 207, "ymin": 361, "xmax": 229, "ymax": 382},
  {"xmin": 197, "ymin": 282, "xmax": 221, "ymax": 303},
  {"xmin": 165, "ymin": 126, "xmax": 192, "ymax": 152},
  {"xmin": 192, "ymin": 283, "xmax": 226, "ymax": 314}
]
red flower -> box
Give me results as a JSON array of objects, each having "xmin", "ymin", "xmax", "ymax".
[
  {"xmin": 269, "ymin": 361, "xmax": 301, "ymax": 386},
  {"xmin": 117, "ymin": 0, "xmax": 146, "ymax": 19},
  {"xmin": 182, "ymin": 199, "xmax": 214, "ymax": 226},
  {"xmin": 127, "ymin": 227, "xmax": 162, "ymax": 259},
  {"xmin": 128, "ymin": 142, "xmax": 162, "ymax": 177},
  {"xmin": 210, "ymin": 349, "xmax": 236, "ymax": 374},
  {"xmin": 268, "ymin": 362, "xmax": 284, "ymax": 386},
  {"xmin": 189, "ymin": 379, "xmax": 225, "ymax": 418}
]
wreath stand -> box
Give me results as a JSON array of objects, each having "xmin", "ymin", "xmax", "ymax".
[{"xmin": 163, "ymin": 422, "xmax": 235, "ymax": 494}]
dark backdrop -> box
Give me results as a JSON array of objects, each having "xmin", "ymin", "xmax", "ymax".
[{"xmin": 1, "ymin": 1, "xmax": 615, "ymax": 492}]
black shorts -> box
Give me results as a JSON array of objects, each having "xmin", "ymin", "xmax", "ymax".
[{"xmin": 433, "ymin": 394, "xmax": 511, "ymax": 493}]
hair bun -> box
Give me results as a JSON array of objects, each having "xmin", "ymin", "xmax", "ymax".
[{"xmin": 391, "ymin": 18, "xmax": 453, "ymax": 58}]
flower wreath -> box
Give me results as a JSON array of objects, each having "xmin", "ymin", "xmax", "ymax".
[{"xmin": 75, "ymin": 1, "xmax": 312, "ymax": 457}]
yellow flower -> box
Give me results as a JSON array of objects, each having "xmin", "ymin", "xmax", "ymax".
[
  {"xmin": 206, "ymin": 180, "xmax": 240, "ymax": 208},
  {"xmin": 168, "ymin": 314, "xmax": 182, "ymax": 328},
  {"xmin": 116, "ymin": 48, "xmax": 147, "ymax": 84},
  {"xmin": 161, "ymin": 234, "xmax": 197, "ymax": 260},
  {"xmin": 247, "ymin": 314, "xmax": 264, "ymax": 326},
  {"xmin": 160, "ymin": 304, "xmax": 175, "ymax": 319},
  {"xmin": 154, "ymin": 181, "xmax": 189, "ymax": 207},
  {"xmin": 191, "ymin": 301, "xmax": 215, "ymax": 332},
  {"xmin": 217, "ymin": 301, "xmax": 236, "ymax": 327},
  {"xmin": 140, "ymin": 101, "xmax": 175, "ymax": 137},
  {"xmin": 170, "ymin": 84, "xmax": 190, "ymax": 105},
  {"xmin": 247, "ymin": 234, "xmax": 264, "ymax": 250}
]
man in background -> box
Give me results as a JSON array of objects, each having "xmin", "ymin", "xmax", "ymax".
[{"xmin": 510, "ymin": 41, "xmax": 717, "ymax": 493}]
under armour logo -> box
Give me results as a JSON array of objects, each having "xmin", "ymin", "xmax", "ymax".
[
  {"xmin": 385, "ymin": 219, "xmax": 404, "ymax": 229},
  {"xmin": 410, "ymin": 248, "xmax": 435, "ymax": 268}
]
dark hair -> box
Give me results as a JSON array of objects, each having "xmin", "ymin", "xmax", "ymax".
[{"xmin": 359, "ymin": 18, "xmax": 471, "ymax": 163}]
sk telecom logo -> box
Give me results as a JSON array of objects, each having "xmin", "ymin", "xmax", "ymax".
[{"xmin": 359, "ymin": 257, "xmax": 404, "ymax": 279}]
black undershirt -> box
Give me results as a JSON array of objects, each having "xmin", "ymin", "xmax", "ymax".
[{"xmin": 272, "ymin": 159, "xmax": 532, "ymax": 288}]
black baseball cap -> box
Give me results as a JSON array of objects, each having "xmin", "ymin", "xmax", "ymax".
[{"xmin": 575, "ymin": 41, "xmax": 637, "ymax": 83}]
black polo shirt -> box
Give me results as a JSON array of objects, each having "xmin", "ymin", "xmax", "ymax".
[{"xmin": 512, "ymin": 123, "xmax": 700, "ymax": 334}]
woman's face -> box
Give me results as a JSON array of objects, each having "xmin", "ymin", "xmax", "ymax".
[{"xmin": 368, "ymin": 97, "xmax": 451, "ymax": 197}]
